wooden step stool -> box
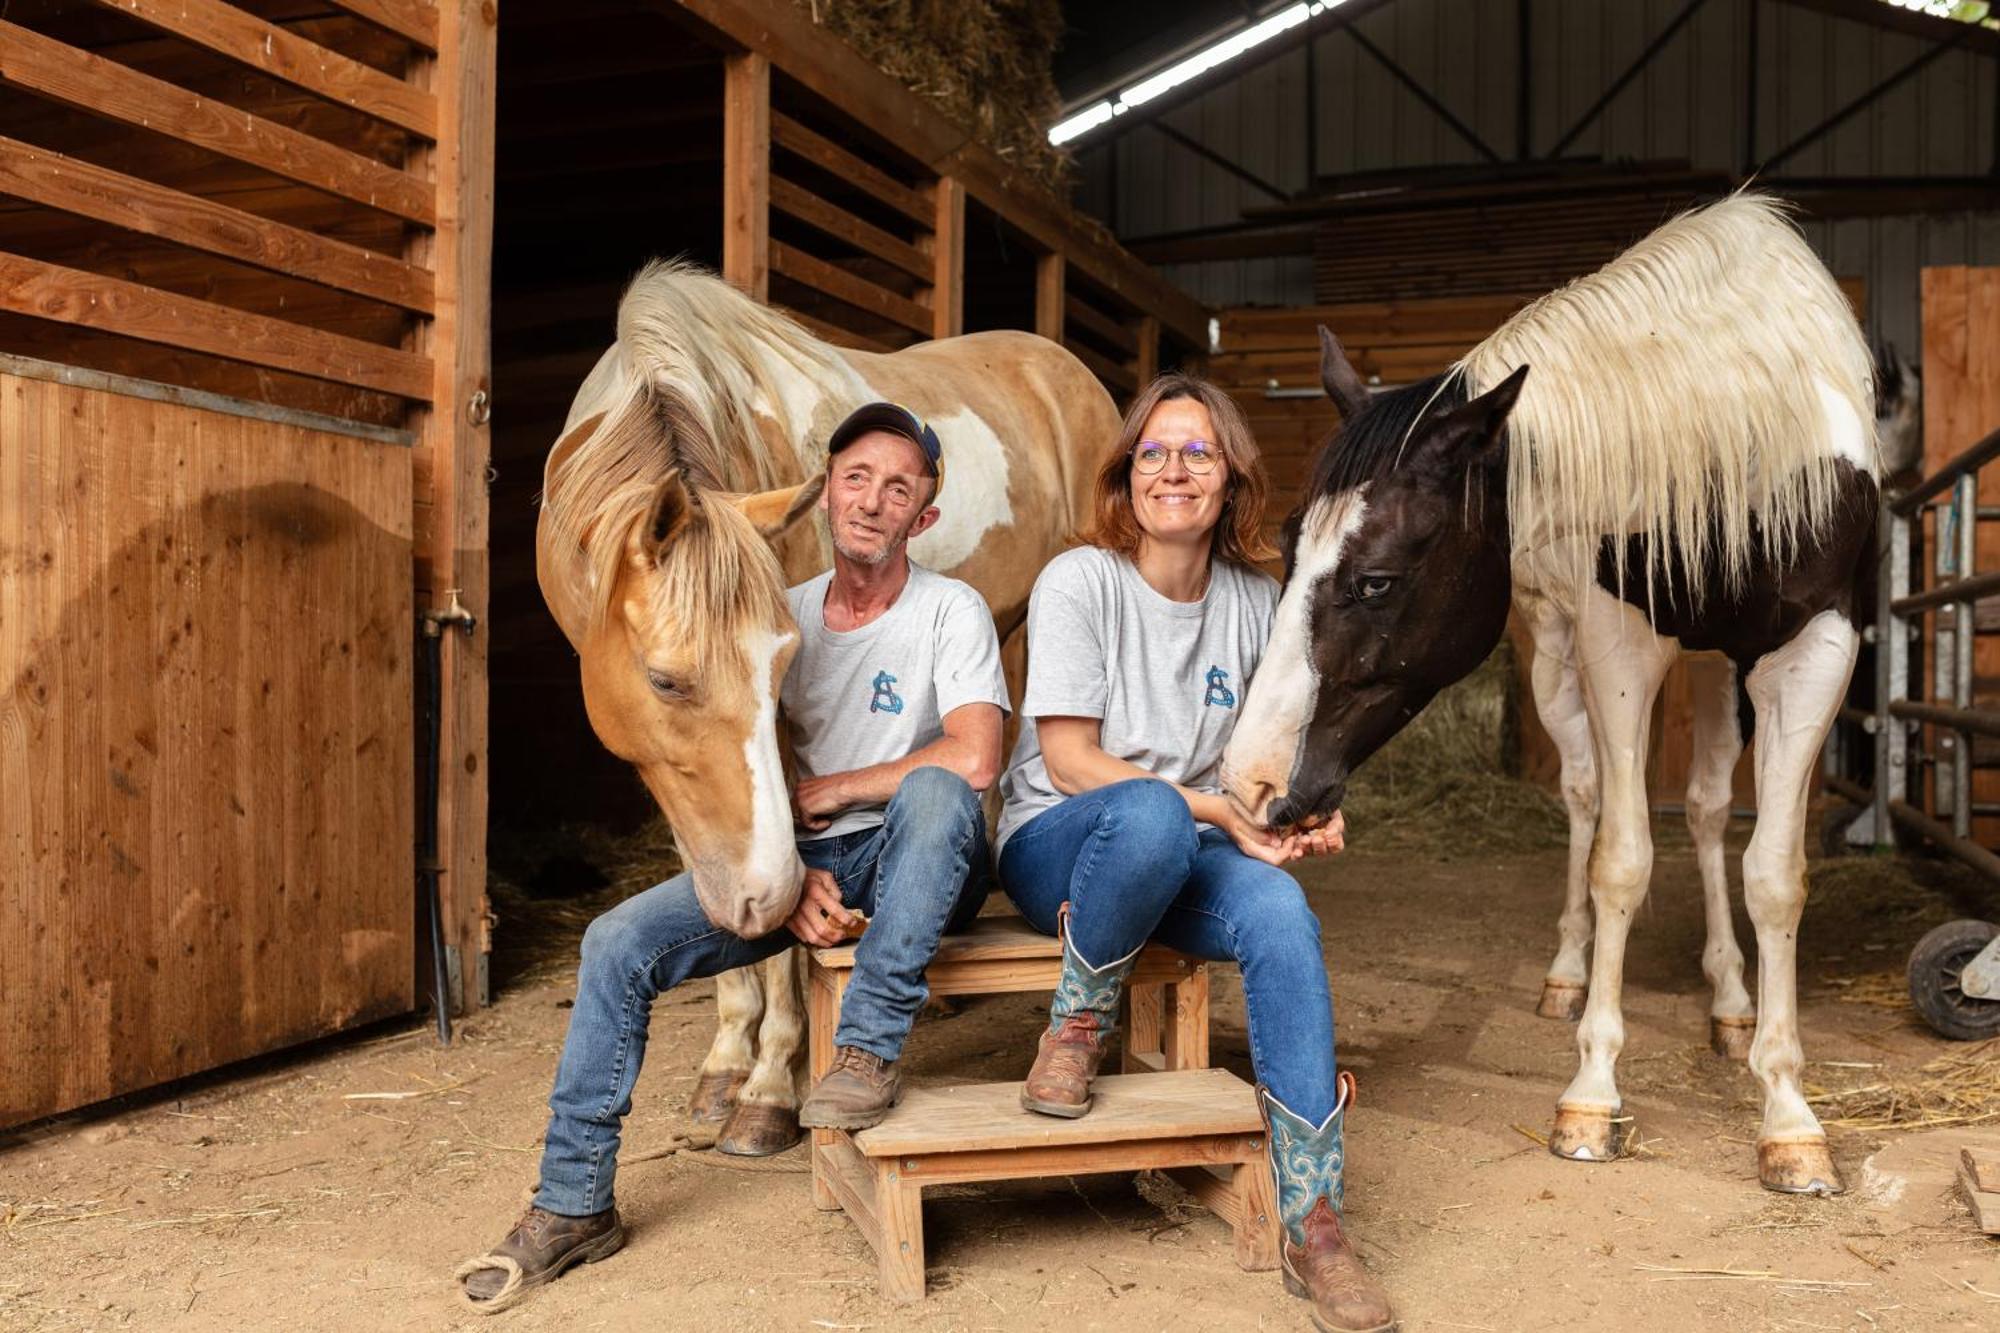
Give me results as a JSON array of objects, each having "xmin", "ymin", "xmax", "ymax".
[{"xmin": 805, "ymin": 917, "xmax": 1279, "ymax": 1302}]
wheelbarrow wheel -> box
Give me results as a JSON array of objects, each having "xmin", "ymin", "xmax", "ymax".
[{"xmin": 1907, "ymin": 918, "xmax": 2000, "ymax": 1041}]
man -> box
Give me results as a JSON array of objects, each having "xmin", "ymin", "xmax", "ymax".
[{"xmin": 458, "ymin": 403, "xmax": 1007, "ymax": 1312}]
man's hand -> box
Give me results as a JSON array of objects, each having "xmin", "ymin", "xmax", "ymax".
[
  {"xmin": 785, "ymin": 868, "xmax": 861, "ymax": 947},
  {"xmin": 792, "ymin": 774, "xmax": 848, "ymax": 832}
]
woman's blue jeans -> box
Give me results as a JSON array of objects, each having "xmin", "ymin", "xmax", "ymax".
[
  {"xmin": 998, "ymin": 778, "xmax": 1340, "ymax": 1124},
  {"xmin": 533, "ymin": 767, "xmax": 990, "ymax": 1217}
]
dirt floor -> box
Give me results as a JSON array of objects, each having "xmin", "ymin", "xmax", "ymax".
[{"xmin": 6, "ymin": 823, "xmax": 2000, "ymax": 1332}]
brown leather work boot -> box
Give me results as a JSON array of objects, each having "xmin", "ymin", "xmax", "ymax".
[
  {"xmin": 1282, "ymin": 1199, "xmax": 1397, "ymax": 1333},
  {"xmin": 455, "ymin": 1204, "xmax": 624, "ymax": 1314},
  {"xmin": 1020, "ymin": 905, "xmax": 1141, "ymax": 1119},
  {"xmin": 1020, "ymin": 1013, "xmax": 1111, "ymax": 1117},
  {"xmin": 798, "ymin": 1046, "xmax": 901, "ymax": 1130},
  {"xmin": 1262, "ymin": 1074, "xmax": 1397, "ymax": 1333}
]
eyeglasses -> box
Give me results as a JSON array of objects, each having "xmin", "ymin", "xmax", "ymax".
[{"xmin": 1132, "ymin": 440, "xmax": 1221, "ymax": 475}]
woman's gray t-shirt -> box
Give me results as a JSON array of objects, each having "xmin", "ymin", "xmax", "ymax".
[{"xmin": 996, "ymin": 545, "xmax": 1279, "ymax": 850}]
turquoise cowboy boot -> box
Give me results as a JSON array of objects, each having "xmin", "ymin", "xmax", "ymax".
[
  {"xmin": 1021, "ymin": 905, "xmax": 1141, "ymax": 1118},
  {"xmin": 1261, "ymin": 1073, "xmax": 1397, "ymax": 1333}
]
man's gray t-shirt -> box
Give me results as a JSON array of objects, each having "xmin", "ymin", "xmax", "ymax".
[
  {"xmin": 997, "ymin": 546, "xmax": 1279, "ymax": 849},
  {"xmin": 783, "ymin": 563, "xmax": 1009, "ymax": 841}
]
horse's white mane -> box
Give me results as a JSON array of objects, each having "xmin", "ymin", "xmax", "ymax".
[
  {"xmin": 541, "ymin": 260, "xmax": 842, "ymax": 631},
  {"xmin": 1458, "ymin": 192, "xmax": 1876, "ymax": 597}
]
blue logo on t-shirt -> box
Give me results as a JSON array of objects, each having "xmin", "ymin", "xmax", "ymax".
[
  {"xmin": 1204, "ymin": 665, "xmax": 1236, "ymax": 709},
  {"xmin": 870, "ymin": 670, "xmax": 904, "ymax": 715}
]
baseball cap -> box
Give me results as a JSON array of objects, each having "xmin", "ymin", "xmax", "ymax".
[{"xmin": 827, "ymin": 402, "xmax": 943, "ymax": 495}]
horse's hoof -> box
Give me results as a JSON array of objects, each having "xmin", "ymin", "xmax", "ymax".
[
  {"xmin": 1549, "ymin": 1103, "xmax": 1627, "ymax": 1162},
  {"xmin": 717, "ymin": 1101, "xmax": 802, "ymax": 1157},
  {"xmin": 1709, "ymin": 1015, "xmax": 1756, "ymax": 1060},
  {"xmin": 1536, "ymin": 979, "xmax": 1587, "ymax": 1021},
  {"xmin": 688, "ymin": 1071, "xmax": 748, "ymax": 1126},
  {"xmin": 1758, "ymin": 1138, "xmax": 1844, "ymax": 1195}
]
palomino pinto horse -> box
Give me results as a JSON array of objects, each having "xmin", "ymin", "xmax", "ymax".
[
  {"xmin": 537, "ymin": 261, "xmax": 1114, "ymax": 1153},
  {"xmin": 1222, "ymin": 196, "xmax": 1877, "ymax": 1195}
]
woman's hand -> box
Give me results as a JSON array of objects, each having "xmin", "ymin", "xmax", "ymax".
[
  {"xmin": 1289, "ymin": 808, "xmax": 1346, "ymax": 860},
  {"xmin": 1204, "ymin": 796, "xmax": 1299, "ymax": 867}
]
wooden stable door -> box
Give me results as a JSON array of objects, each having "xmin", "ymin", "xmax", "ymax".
[{"xmin": 0, "ymin": 365, "xmax": 415, "ymax": 1128}]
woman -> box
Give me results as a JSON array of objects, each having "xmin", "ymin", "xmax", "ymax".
[{"xmin": 996, "ymin": 374, "xmax": 1395, "ymax": 1333}]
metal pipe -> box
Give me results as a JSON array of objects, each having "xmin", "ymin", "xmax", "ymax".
[
  {"xmin": 1824, "ymin": 772, "xmax": 1869, "ymax": 806},
  {"xmin": 418, "ymin": 591, "xmax": 477, "ymax": 1046},
  {"xmin": 1957, "ymin": 473, "xmax": 1978, "ymax": 839},
  {"xmin": 1888, "ymin": 699, "xmax": 2000, "ymax": 740},
  {"xmin": 1889, "ymin": 799, "xmax": 2000, "ymax": 882},
  {"xmin": 1889, "ymin": 425, "xmax": 2000, "ymax": 514},
  {"xmin": 1889, "ymin": 568, "xmax": 2000, "ymax": 615}
]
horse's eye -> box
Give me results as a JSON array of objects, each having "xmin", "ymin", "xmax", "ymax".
[
  {"xmin": 1356, "ymin": 575, "xmax": 1394, "ymax": 602},
  {"xmin": 647, "ymin": 669, "xmax": 686, "ymax": 699}
]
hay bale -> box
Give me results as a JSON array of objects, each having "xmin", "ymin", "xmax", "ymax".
[
  {"xmin": 1340, "ymin": 637, "xmax": 1569, "ymax": 856},
  {"xmin": 791, "ymin": 0, "xmax": 1069, "ymax": 187}
]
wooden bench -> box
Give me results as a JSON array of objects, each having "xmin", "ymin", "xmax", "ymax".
[{"xmin": 805, "ymin": 917, "xmax": 1278, "ymax": 1302}]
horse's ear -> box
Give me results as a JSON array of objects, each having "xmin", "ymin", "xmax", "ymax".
[
  {"xmin": 1411, "ymin": 366, "xmax": 1528, "ymax": 480},
  {"xmin": 735, "ymin": 472, "xmax": 825, "ymax": 540},
  {"xmin": 632, "ymin": 470, "xmax": 695, "ymax": 567},
  {"xmin": 1318, "ymin": 326, "xmax": 1370, "ymax": 421}
]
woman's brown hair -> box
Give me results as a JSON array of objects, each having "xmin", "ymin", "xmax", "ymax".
[{"xmin": 1077, "ymin": 372, "xmax": 1277, "ymax": 567}]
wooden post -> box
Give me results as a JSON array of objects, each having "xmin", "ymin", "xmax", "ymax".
[
  {"xmin": 1234, "ymin": 1156, "xmax": 1281, "ymax": 1271},
  {"xmin": 723, "ymin": 52, "xmax": 770, "ymax": 300},
  {"xmin": 807, "ymin": 968, "xmax": 841, "ymax": 1211},
  {"xmin": 875, "ymin": 1159, "xmax": 927, "ymax": 1302},
  {"xmin": 1034, "ymin": 251, "xmax": 1065, "ymax": 343},
  {"xmin": 1164, "ymin": 964, "xmax": 1209, "ymax": 1070},
  {"xmin": 929, "ymin": 175, "xmax": 964, "ymax": 339},
  {"xmin": 404, "ymin": 0, "xmax": 496, "ymax": 1012},
  {"xmin": 1132, "ymin": 314, "xmax": 1160, "ymax": 387}
]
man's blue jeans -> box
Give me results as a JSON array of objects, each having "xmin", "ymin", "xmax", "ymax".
[
  {"xmin": 534, "ymin": 767, "xmax": 990, "ymax": 1216},
  {"xmin": 998, "ymin": 778, "xmax": 1340, "ymax": 1124}
]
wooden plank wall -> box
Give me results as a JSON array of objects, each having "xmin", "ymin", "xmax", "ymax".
[
  {"xmin": 685, "ymin": 0, "xmax": 1201, "ymax": 398},
  {"xmin": 0, "ymin": 368, "xmax": 415, "ymax": 1127},
  {"xmin": 0, "ymin": 0, "xmax": 495, "ymax": 1120},
  {"xmin": 1919, "ymin": 267, "xmax": 2000, "ymax": 844}
]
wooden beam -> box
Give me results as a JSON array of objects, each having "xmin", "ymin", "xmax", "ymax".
[
  {"xmin": 928, "ymin": 176, "xmax": 964, "ymax": 340},
  {"xmin": 1065, "ymin": 295, "xmax": 1140, "ymax": 355},
  {"xmin": 0, "ymin": 21, "xmax": 434, "ymax": 225},
  {"xmin": 416, "ymin": 0, "xmax": 496, "ymax": 1009},
  {"xmin": 723, "ymin": 52, "xmax": 771, "ymax": 301},
  {"xmin": 653, "ymin": 0, "xmax": 1210, "ymax": 347},
  {"xmin": 93, "ymin": 0, "xmax": 438, "ymax": 138},
  {"xmin": 0, "ymin": 137, "xmax": 433, "ymax": 312},
  {"xmin": 0, "ymin": 252, "xmax": 432, "ymax": 397},
  {"xmin": 771, "ymin": 176, "xmax": 930, "ymax": 282},
  {"xmin": 783, "ymin": 307, "xmax": 897, "ymax": 354},
  {"xmin": 772, "ymin": 241, "xmax": 932, "ymax": 336},
  {"xmin": 327, "ymin": 0, "xmax": 440, "ymax": 51},
  {"xmin": 771, "ymin": 112, "xmax": 931, "ymax": 226},
  {"xmin": 1035, "ymin": 252, "xmax": 1064, "ymax": 343},
  {"xmin": 1070, "ymin": 339, "xmax": 1138, "ymax": 395},
  {"xmin": 1131, "ymin": 314, "xmax": 1160, "ymax": 387}
]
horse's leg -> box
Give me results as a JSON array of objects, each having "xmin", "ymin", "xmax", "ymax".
[
  {"xmin": 1742, "ymin": 610, "xmax": 1856, "ymax": 1195},
  {"xmin": 1549, "ymin": 590, "xmax": 1677, "ymax": 1164},
  {"xmin": 718, "ymin": 946, "xmax": 806, "ymax": 1156},
  {"xmin": 1525, "ymin": 600, "xmax": 1598, "ymax": 1021},
  {"xmin": 1685, "ymin": 654, "xmax": 1755, "ymax": 1058},
  {"xmin": 690, "ymin": 966, "xmax": 762, "ymax": 1126}
]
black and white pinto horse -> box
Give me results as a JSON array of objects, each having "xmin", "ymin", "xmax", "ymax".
[{"xmin": 1222, "ymin": 195, "xmax": 1877, "ymax": 1196}]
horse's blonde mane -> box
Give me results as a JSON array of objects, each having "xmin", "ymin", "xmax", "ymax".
[
  {"xmin": 1458, "ymin": 193, "xmax": 1875, "ymax": 598},
  {"xmin": 541, "ymin": 260, "xmax": 840, "ymax": 635}
]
